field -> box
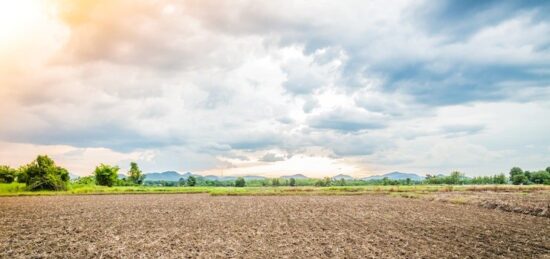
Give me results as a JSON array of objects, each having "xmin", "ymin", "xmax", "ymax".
[
  {"xmin": 1, "ymin": 191, "xmax": 549, "ymax": 258},
  {"xmin": 1, "ymin": 182, "xmax": 549, "ymax": 196}
]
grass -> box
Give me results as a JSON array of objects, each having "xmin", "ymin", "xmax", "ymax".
[{"xmin": 1, "ymin": 183, "xmax": 549, "ymax": 197}]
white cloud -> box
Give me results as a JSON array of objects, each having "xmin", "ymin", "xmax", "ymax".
[{"xmin": 0, "ymin": 0, "xmax": 548, "ymax": 176}]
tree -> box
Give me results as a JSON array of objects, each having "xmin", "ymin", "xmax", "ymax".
[
  {"xmin": 187, "ymin": 175, "xmax": 197, "ymax": 186},
  {"xmin": 22, "ymin": 155, "xmax": 69, "ymax": 191},
  {"xmin": 509, "ymin": 167, "xmax": 527, "ymax": 185},
  {"xmin": 529, "ymin": 170, "xmax": 550, "ymax": 185},
  {"xmin": 449, "ymin": 171, "xmax": 465, "ymax": 185},
  {"xmin": 235, "ymin": 177, "xmax": 246, "ymax": 187},
  {"xmin": 493, "ymin": 174, "xmax": 507, "ymax": 184},
  {"xmin": 546, "ymin": 167, "xmax": 550, "ymax": 173},
  {"xmin": 271, "ymin": 178, "xmax": 280, "ymax": 187},
  {"xmin": 16, "ymin": 165, "xmax": 28, "ymax": 183},
  {"xmin": 94, "ymin": 164, "xmax": 120, "ymax": 187},
  {"xmin": 289, "ymin": 178, "xmax": 296, "ymax": 187},
  {"xmin": 127, "ymin": 162, "xmax": 145, "ymax": 185},
  {"xmin": 315, "ymin": 177, "xmax": 332, "ymax": 187},
  {"xmin": 509, "ymin": 167, "xmax": 523, "ymax": 178},
  {"xmin": 511, "ymin": 173, "xmax": 528, "ymax": 185},
  {"xmin": 0, "ymin": 165, "xmax": 16, "ymax": 183}
]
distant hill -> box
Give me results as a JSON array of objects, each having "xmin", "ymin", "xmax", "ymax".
[
  {"xmin": 281, "ymin": 174, "xmax": 309, "ymax": 179},
  {"xmin": 332, "ymin": 174, "xmax": 354, "ymax": 180},
  {"xmin": 144, "ymin": 171, "xmax": 198, "ymax": 181},
  {"xmin": 145, "ymin": 172, "xmax": 266, "ymax": 182},
  {"xmin": 362, "ymin": 172, "xmax": 424, "ymax": 181}
]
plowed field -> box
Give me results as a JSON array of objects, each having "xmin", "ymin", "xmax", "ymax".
[{"xmin": 1, "ymin": 194, "xmax": 549, "ymax": 258}]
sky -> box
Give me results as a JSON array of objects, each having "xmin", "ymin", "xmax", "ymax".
[{"xmin": 0, "ymin": 0, "xmax": 549, "ymax": 178}]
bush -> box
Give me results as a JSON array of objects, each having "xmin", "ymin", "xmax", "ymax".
[
  {"xmin": 0, "ymin": 165, "xmax": 16, "ymax": 183},
  {"xmin": 94, "ymin": 164, "xmax": 120, "ymax": 187},
  {"xmin": 235, "ymin": 177, "xmax": 246, "ymax": 187},
  {"xmin": 73, "ymin": 176, "xmax": 95, "ymax": 185},
  {"xmin": 22, "ymin": 155, "xmax": 69, "ymax": 191}
]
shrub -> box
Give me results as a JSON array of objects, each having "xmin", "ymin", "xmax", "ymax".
[
  {"xmin": 73, "ymin": 176, "xmax": 95, "ymax": 185},
  {"xmin": 94, "ymin": 164, "xmax": 120, "ymax": 187},
  {"xmin": 235, "ymin": 177, "xmax": 246, "ymax": 187},
  {"xmin": 22, "ymin": 155, "xmax": 70, "ymax": 191},
  {"xmin": 0, "ymin": 165, "xmax": 16, "ymax": 183}
]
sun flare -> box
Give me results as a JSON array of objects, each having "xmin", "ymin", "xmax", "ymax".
[{"xmin": 0, "ymin": 0, "xmax": 47, "ymax": 44}]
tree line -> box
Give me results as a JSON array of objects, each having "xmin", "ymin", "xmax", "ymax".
[
  {"xmin": 0, "ymin": 155, "xmax": 146, "ymax": 191},
  {"xmin": 1, "ymin": 155, "xmax": 549, "ymax": 191}
]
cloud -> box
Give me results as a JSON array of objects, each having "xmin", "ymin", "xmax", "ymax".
[
  {"xmin": 0, "ymin": 0, "xmax": 548, "ymax": 176},
  {"xmin": 259, "ymin": 153, "xmax": 286, "ymax": 162},
  {"xmin": 308, "ymin": 108, "xmax": 387, "ymax": 132}
]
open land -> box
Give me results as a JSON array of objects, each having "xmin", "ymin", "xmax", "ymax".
[{"xmin": 1, "ymin": 192, "xmax": 549, "ymax": 258}]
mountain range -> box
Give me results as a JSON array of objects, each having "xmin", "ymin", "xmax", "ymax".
[
  {"xmin": 361, "ymin": 172, "xmax": 424, "ymax": 181},
  {"xmin": 140, "ymin": 171, "xmax": 424, "ymax": 182}
]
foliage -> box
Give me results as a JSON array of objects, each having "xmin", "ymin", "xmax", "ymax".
[
  {"xmin": 289, "ymin": 178, "xmax": 296, "ymax": 187},
  {"xmin": 235, "ymin": 177, "xmax": 246, "ymax": 187},
  {"xmin": 73, "ymin": 176, "xmax": 95, "ymax": 185},
  {"xmin": 94, "ymin": 164, "xmax": 120, "ymax": 187},
  {"xmin": 528, "ymin": 170, "xmax": 550, "ymax": 184},
  {"xmin": 187, "ymin": 175, "xmax": 197, "ymax": 186},
  {"xmin": 271, "ymin": 178, "xmax": 280, "ymax": 187},
  {"xmin": 0, "ymin": 165, "xmax": 16, "ymax": 183},
  {"xmin": 21, "ymin": 155, "xmax": 69, "ymax": 191},
  {"xmin": 315, "ymin": 177, "xmax": 332, "ymax": 187},
  {"xmin": 127, "ymin": 162, "xmax": 145, "ymax": 185}
]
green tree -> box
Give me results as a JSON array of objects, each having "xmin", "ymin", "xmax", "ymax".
[
  {"xmin": 235, "ymin": 177, "xmax": 246, "ymax": 187},
  {"xmin": 0, "ymin": 165, "xmax": 16, "ymax": 183},
  {"xmin": 315, "ymin": 177, "xmax": 332, "ymax": 187},
  {"xmin": 16, "ymin": 165, "xmax": 28, "ymax": 183},
  {"xmin": 449, "ymin": 171, "xmax": 465, "ymax": 185},
  {"xmin": 509, "ymin": 167, "xmax": 527, "ymax": 185},
  {"xmin": 289, "ymin": 178, "xmax": 296, "ymax": 187},
  {"xmin": 187, "ymin": 175, "xmax": 197, "ymax": 186},
  {"xmin": 511, "ymin": 174, "xmax": 528, "ymax": 185},
  {"xmin": 22, "ymin": 155, "xmax": 69, "ymax": 191},
  {"xmin": 271, "ymin": 178, "xmax": 280, "ymax": 187},
  {"xmin": 127, "ymin": 162, "xmax": 145, "ymax": 185},
  {"xmin": 94, "ymin": 164, "xmax": 119, "ymax": 187},
  {"xmin": 493, "ymin": 174, "xmax": 507, "ymax": 184},
  {"xmin": 529, "ymin": 170, "xmax": 550, "ymax": 184},
  {"xmin": 546, "ymin": 167, "xmax": 550, "ymax": 173}
]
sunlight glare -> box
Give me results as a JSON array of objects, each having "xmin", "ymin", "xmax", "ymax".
[{"xmin": 0, "ymin": 0, "xmax": 46, "ymax": 44}]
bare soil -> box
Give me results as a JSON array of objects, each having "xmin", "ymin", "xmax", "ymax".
[
  {"xmin": 1, "ymin": 194, "xmax": 549, "ymax": 258},
  {"xmin": 425, "ymin": 191, "xmax": 550, "ymax": 218}
]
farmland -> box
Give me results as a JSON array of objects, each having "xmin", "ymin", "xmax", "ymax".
[{"xmin": 1, "ymin": 190, "xmax": 549, "ymax": 258}]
